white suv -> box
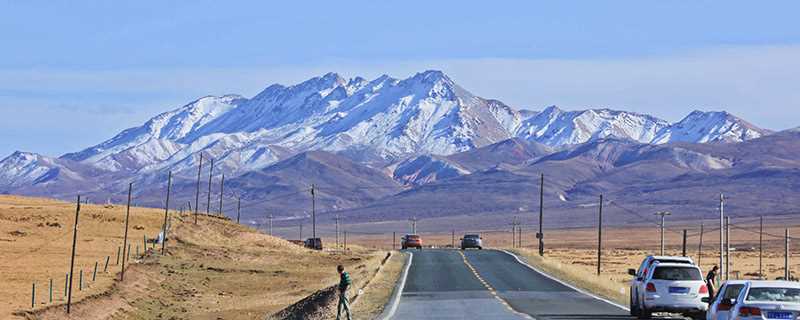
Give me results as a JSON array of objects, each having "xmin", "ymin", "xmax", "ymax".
[
  {"xmin": 630, "ymin": 256, "xmax": 695, "ymax": 316},
  {"xmin": 632, "ymin": 262, "xmax": 709, "ymax": 319},
  {"xmin": 706, "ymin": 280, "xmax": 800, "ymax": 320}
]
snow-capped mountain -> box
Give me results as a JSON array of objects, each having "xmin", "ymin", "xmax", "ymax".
[
  {"xmin": 60, "ymin": 70, "xmax": 521, "ymax": 177},
  {"xmin": 0, "ymin": 70, "xmax": 777, "ymax": 206},
  {"xmin": 651, "ymin": 110, "xmax": 771, "ymax": 144},
  {"xmin": 61, "ymin": 94, "xmax": 245, "ymax": 172},
  {"xmin": 514, "ymin": 106, "xmax": 670, "ymax": 146}
]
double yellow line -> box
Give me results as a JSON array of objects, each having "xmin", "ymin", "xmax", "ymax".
[{"xmin": 458, "ymin": 250, "xmax": 534, "ymax": 320}]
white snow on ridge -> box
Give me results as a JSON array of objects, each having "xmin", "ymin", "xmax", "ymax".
[
  {"xmin": 515, "ymin": 106, "xmax": 670, "ymax": 146},
  {"xmin": 652, "ymin": 110, "xmax": 768, "ymax": 144}
]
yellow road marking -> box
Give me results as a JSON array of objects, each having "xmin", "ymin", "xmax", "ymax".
[{"xmin": 458, "ymin": 250, "xmax": 535, "ymax": 320}]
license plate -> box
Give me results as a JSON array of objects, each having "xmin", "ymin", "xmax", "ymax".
[
  {"xmin": 669, "ymin": 287, "xmax": 689, "ymax": 294},
  {"xmin": 767, "ymin": 311, "xmax": 794, "ymax": 319}
]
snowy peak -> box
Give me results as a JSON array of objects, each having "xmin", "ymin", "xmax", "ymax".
[
  {"xmin": 652, "ymin": 110, "xmax": 770, "ymax": 144},
  {"xmin": 61, "ymin": 94, "xmax": 243, "ymax": 171},
  {"xmin": 515, "ymin": 106, "xmax": 670, "ymax": 146}
]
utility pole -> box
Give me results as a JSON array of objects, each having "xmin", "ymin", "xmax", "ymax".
[
  {"xmin": 655, "ymin": 211, "xmax": 671, "ymax": 255},
  {"xmin": 236, "ymin": 197, "xmax": 240, "ymax": 224},
  {"xmin": 698, "ymin": 222, "xmax": 704, "ymax": 265},
  {"xmin": 194, "ymin": 154, "xmax": 202, "ymax": 224},
  {"xmin": 511, "ymin": 217, "xmax": 519, "ymax": 249},
  {"xmin": 725, "ymin": 216, "xmax": 730, "ymax": 281},
  {"xmin": 759, "ymin": 216, "xmax": 764, "ymax": 279},
  {"xmin": 393, "ymin": 232, "xmax": 396, "ymax": 250},
  {"xmin": 597, "ymin": 194, "xmax": 603, "ymax": 276},
  {"xmin": 218, "ymin": 174, "xmax": 225, "ymax": 216},
  {"xmin": 682, "ymin": 229, "xmax": 687, "ymax": 257},
  {"xmin": 409, "ymin": 217, "xmax": 418, "ymax": 234},
  {"xmin": 161, "ymin": 171, "xmax": 172, "ymax": 255},
  {"xmin": 719, "ymin": 193, "xmax": 724, "ymax": 283},
  {"xmin": 66, "ymin": 196, "xmax": 81, "ymax": 314},
  {"xmin": 310, "ymin": 184, "xmax": 316, "ymax": 240},
  {"xmin": 121, "ymin": 183, "xmax": 132, "ymax": 281},
  {"xmin": 268, "ymin": 215, "xmax": 274, "ymax": 236},
  {"xmin": 207, "ymin": 158, "xmax": 214, "ymax": 215},
  {"xmin": 451, "ymin": 230, "xmax": 455, "ymax": 248},
  {"xmin": 299, "ymin": 222, "xmax": 303, "ymax": 240},
  {"xmin": 334, "ymin": 215, "xmax": 341, "ymax": 248},
  {"xmin": 785, "ymin": 229, "xmax": 790, "ymax": 280},
  {"xmin": 538, "ymin": 173, "xmax": 544, "ymax": 256}
]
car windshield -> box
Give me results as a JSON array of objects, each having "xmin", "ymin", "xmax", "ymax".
[
  {"xmin": 652, "ymin": 266, "xmax": 702, "ymax": 281},
  {"xmin": 746, "ymin": 287, "xmax": 800, "ymax": 303},
  {"xmin": 407, "ymin": 235, "xmax": 420, "ymax": 240},
  {"xmin": 464, "ymin": 235, "xmax": 479, "ymax": 239}
]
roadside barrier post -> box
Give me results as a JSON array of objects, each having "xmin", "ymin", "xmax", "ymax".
[
  {"xmin": 92, "ymin": 261, "xmax": 98, "ymax": 281},
  {"xmin": 104, "ymin": 256, "xmax": 109, "ymax": 272},
  {"xmin": 597, "ymin": 194, "xmax": 603, "ymax": 276},
  {"xmin": 79, "ymin": 270, "xmax": 83, "ymax": 291},
  {"xmin": 64, "ymin": 273, "xmax": 68, "ymax": 297},
  {"xmin": 31, "ymin": 282, "xmax": 35, "ymax": 309},
  {"xmin": 116, "ymin": 246, "xmax": 120, "ymax": 265},
  {"xmin": 49, "ymin": 278, "xmax": 53, "ymax": 303}
]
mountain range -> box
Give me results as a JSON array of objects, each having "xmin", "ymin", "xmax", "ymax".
[{"xmin": 1, "ymin": 70, "xmax": 794, "ymax": 230}]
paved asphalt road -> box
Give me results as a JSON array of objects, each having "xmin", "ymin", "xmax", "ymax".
[{"xmin": 392, "ymin": 249, "xmax": 635, "ymax": 320}]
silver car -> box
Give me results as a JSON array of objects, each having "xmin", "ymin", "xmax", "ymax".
[
  {"xmin": 706, "ymin": 280, "xmax": 800, "ymax": 320},
  {"xmin": 460, "ymin": 234, "xmax": 483, "ymax": 250}
]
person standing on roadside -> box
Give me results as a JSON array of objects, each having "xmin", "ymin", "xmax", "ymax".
[
  {"xmin": 705, "ymin": 265, "xmax": 719, "ymax": 302},
  {"xmin": 336, "ymin": 265, "xmax": 352, "ymax": 320}
]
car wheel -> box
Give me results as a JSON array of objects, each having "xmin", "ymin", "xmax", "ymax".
[
  {"xmin": 637, "ymin": 307, "xmax": 651, "ymax": 319},
  {"xmin": 417, "ymin": 246, "xmax": 422, "ymax": 250},
  {"xmin": 478, "ymin": 247, "xmax": 482, "ymax": 250},
  {"xmin": 629, "ymin": 292, "xmax": 638, "ymax": 316},
  {"xmin": 687, "ymin": 312, "xmax": 705, "ymax": 320}
]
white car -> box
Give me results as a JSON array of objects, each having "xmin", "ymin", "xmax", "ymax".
[
  {"xmin": 706, "ymin": 280, "xmax": 800, "ymax": 320},
  {"xmin": 630, "ymin": 255, "xmax": 696, "ymax": 317},
  {"xmin": 632, "ymin": 262, "xmax": 709, "ymax": 319}
]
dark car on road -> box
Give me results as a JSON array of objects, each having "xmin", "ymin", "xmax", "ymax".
[
  {"xmin": 401, "ymin": 234, "xmax": 422, "ymax": 250},
  {"xmin": 460, "ymin": 234, "xmax": 483, "ymax": 250},
  {"xmin": 304, "ymin": 237, "xmax": 323, "ymax": 250}
]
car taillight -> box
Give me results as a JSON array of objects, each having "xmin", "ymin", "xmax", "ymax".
[
  {"xmin": 698, "ymin": 284, "xmax": 708, "ymax": 294},
  {"xmin": 646, "ymin": 282, "xmax": 656, "ymax": 292},
  {"xmin": 738, "ymin": 306, "xmax": 761, "ymax": 317}
]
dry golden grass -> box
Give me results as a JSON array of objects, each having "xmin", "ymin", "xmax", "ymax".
[
  {"xmin": 0, "ymin": 195, "xmax": 163, "ymax": 319},
  {"xmin": 351, "ymin": 251, "xmax": 407, "ymax": 319},
  {"xmin": 1, "ymin": 195, "xmax": 391, "ymax": 320}
]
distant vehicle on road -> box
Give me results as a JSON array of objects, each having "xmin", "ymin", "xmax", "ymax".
[
  {"xmin": 630, "ymin": 255, "xmax": 695, "ymax": 316},
  {"xmin": 460, "ymin": 234, "xmax": 483, "ymax": 250},
  {"xmin": 631, "ymin": 262, "xmax": 708, "ymax": 319},
  {"xmin": 304, "ymin": 237, "xmax": 323, "ymax": 250},
  {"xmin": 705, "ymin": 280, "xmax": 800, "ymax": 320},
  {"xmin": 401, "ymin": 234, "xmax": 422, "ymax": 250}
]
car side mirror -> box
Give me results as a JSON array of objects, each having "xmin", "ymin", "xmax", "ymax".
[
  {"xmin": 628, "ymin": 269, "xmax": 637, "ymax": 276},
  {"xmin": 701, "ymin": 297, "xmax": 710, "ymax": 303}
]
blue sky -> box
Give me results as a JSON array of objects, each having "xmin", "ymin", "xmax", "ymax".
[{"xmin": 2, "ymin": 1, "xmax": 800, "ymax": 157}]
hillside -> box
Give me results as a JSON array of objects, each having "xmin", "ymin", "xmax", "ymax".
[{"xmin": 0, "ymin": 195, "xmax": 389, "ymax": 320}]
